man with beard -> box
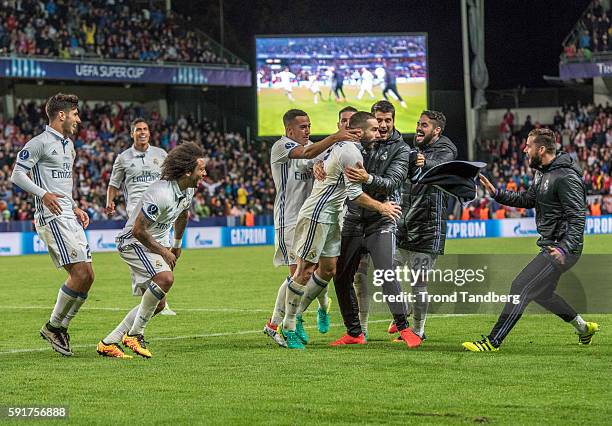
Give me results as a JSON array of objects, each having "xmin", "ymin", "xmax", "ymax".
[
  {"xmin": 329, "ymin": 100, "xmax": 425, "ymax": 347},
  {"xmin": 464, "ymin": 128, "xmax": 599, "ymax": 351},
  {"xmin": 389, "ymin": 110, "xmax": 458, "ymax": 346},
  {"xmin": 11, "ymin": 93, "xmax": 93, "ymax": 356},
  {"xmin": 280, "ymin": 112, "xmax": 402, "ymax": 349}
]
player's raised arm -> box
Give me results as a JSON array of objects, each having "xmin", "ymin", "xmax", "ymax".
[{"xmin": 289, "ymin": 128, "xmax": 359, "ymax": 160}]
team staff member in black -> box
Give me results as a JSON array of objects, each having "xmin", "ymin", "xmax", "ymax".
[
  {"xmin": 464, "ymin": 128, "xmax": 599, "ymax": 351},
  {"xmin": 329, "ymin": 100, "xmax": 425, "ymax": 348},
  {"xmin": 392, "ymin": 110, "xmax": 458, "ymax": 344}
]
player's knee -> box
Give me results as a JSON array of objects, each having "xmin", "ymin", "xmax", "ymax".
[
  {"xmin": 153, "ymin": 273, "xmax": 174, "ymax": 292},
  {"xmin": 318, "ymin": 265, "xmax": 335, "ymax": 281}
]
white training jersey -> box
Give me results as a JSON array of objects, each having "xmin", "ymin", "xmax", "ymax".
[
  {"xmin": 109, "ymin": 145, "xmax": 167, "ymax": 217},
  {"xmin": 375, "ymin": 67, "xmax": 386, "ymax": 80},
  {"xmin": 298, "ymin": 141, "xmax": 363, "ymax": 225},
  {"xmin": 116, "ymin": 180, "xmax": 194, "ymax": 249},
  {"xmin": 271, "ymin": 136, "xmax": 315, "ymax": 230},
  {"xmin": 14, "ymin": 125, "xmax": 76, "ymax": 226}
]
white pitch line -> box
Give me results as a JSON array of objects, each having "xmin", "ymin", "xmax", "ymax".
[
  {"xmin": 0, "ymin": 315, "xmax": 483, "ymax": 356},
  {"xmin": 0, "ymin": 306, "xmax": 270, "ymax": 313}
]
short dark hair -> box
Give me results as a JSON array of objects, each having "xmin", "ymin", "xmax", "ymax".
[
  {"xmin": 46, "ymin": 93, "xmax": 79, "ymax": 121},
  {"xmin": 161, "ymin": 141, "xmax": 205, "ymax": 181},
  {"xmin": 371, "ymin": 100, "xmax": 395, "ymax": 119},
  {"xmin": 348, "ymin": 111, "xmax": 376, "ymax": 130},
  {"xmin": 528, "ymin": 128, "xmax": 556, "ymax": 154},
  {"xmin": 338, "ymin": 106, "xmax": 358, "ymax": 120},
  {"xmin": 130, "ymin": 118, "xmax": 148, "ymax": 133},
  {"xmin": 421, "ymin": 110, "xmax": 447, "ymax": 133},
  {"xmin": 283, "ymin": 109, "xmax": 308, "ymax": 127}
]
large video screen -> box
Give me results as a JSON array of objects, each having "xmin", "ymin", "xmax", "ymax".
[{"xmin": 256, "ymin": 34, "xmax": 428, "ymax": 137}]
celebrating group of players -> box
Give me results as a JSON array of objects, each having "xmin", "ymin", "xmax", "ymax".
[{"xmin": 10, "ymin": 92, "xmax": 599, "ymax": 358}]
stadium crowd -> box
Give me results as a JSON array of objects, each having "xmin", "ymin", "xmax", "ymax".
[
  {"xmin": 469, "ymin": 103, "xmax": 611, "ymax": 220},
  {"xmin": 563, "ymin": 0, "xmax": 612, "ymax": 60},
  {"xmin": 0, "ymin": 101, "xmax": 610, "ymax": 224},
  {"xmin": 0, "ymin": 0, "xmax": 236, "ymax": 65},
  {"xmin": 0, "ymin": 100, "xmax": 273, "ymax": 223}
]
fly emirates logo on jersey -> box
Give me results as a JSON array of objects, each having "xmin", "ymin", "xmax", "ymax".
[
  {"xmin": 132, "ymin": 171, "xmax": 161, "ymax": 183},
  {"xmin": 51, "ymin": 162, "xmax": 72, "ymax": 179},
  {"xmin": 294, "ymin": 170, "xmax": 312, "ymax": 181}
]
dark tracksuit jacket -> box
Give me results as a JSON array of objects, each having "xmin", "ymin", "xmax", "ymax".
[
  {"xmin": 488, "ymin": 152, "xmax": 587, "ymax": 345},
  {"xmin": 336, "ymin": 129, "xmax": 417, "ymax": 336}
]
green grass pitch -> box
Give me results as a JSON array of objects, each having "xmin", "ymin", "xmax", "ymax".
[
  {"xmin": 1, "ymin": 235, "xmax": 610, "ymax": 424},
  {"xmin": 257, "ymin": 81, "xmax": 427, "ymax": 136}
]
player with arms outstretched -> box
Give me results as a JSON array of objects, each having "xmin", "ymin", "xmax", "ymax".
[
  {"xmin": 263, "ymin": 109, "xmax": 360, "ymax": 347},
  {"xmin": 279, "ymin": 111, "xmax": 402, "ymax": 349}
]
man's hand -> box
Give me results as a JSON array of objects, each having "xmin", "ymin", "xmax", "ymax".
[
  {"xmin": 73, "ymin": 207, "xmax": 90, "ymax": 229},
  {"xmin": 345, "ymin": 162, "xmax": 370, "ymax": 183},
  {"xmin": 415, "ymin": 153, "xmax": 425, "ymax": 167},
  {"xmin": 106, "ymin": 200, "xmax": 116, "ymax": 216},
  {"xmin": 162, "ymin": 248, "xmax": 177, "ymax": 270},
  {"xmin": 548, "ymin": 246, "xmax": 566, "ymax": 265},
  {"xmin": 313, "ymin": 161, "xmax": 326, "ymax": 181},
  {"xmin": 479, "ymin": 174, "xmax": 497, "ymax": 196},
  {"xmin": 171, "ymin": 247, "xmax": 182, "ymax": 262},
  {"xmin": 42, "ymin": 192, "xmax": 64, "ymax": 216},
  {"xmin": 333, "ymin": 127, "xmax": 360, "ymax": 142},
  {"xmin": 377, "ymin": 201, "xmax": 402, "ymax": 220}
]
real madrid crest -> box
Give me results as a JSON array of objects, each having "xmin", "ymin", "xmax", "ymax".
[
  {"xmin": 153, "ymin": 158, "xmax": 159, "ymax": 165},
  {"xmin": 543, "ymin": 179, "xmax": 549, "ymax": 192}
]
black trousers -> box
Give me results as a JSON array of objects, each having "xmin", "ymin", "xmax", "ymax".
[
  {"xmin": 488, "ymin": 251, "xmax": 580, "ymax": 346},
  {"xmin": 383, "ymin": 83, "xmax": 404, "ymax": 102},
  {"xmin": 335, "ymin": 231, "xmax": 408, "ymax": 337}
]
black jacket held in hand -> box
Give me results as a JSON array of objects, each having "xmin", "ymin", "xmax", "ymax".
[
  {"xmin": 342, "ymin": 129, "xmax": 416, "ymax": 237},
  {"xmin": 494, "ymin": 151, "xmax": 586, "ymax": 254},
  {"xmin": 397, "ymin": 135, "xmax": 458, "ymax": 255}
]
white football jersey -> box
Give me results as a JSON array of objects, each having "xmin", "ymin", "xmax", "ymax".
[
  {"xmin": 109, "ymin": 145, "xmax": 167, "ymax": 216},
  {"xmin": 298, "ymin": 141, "xmax": 363, "ymax": 225},
  {"xmin": 271, "ymin": 136, "xmax": 315, "ymax": 230},
  {"xmin": 116, "ymin": 180, "xmax": 194, "ymax": 249},
  {"xmin": 14, "ymin": 125, "xmax": 76, "ymax": 226}
]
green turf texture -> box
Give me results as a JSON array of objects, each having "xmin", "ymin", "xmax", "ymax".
[
  {"xmin": 0, "ymin": 235, "xmax": 610, "ymax": 425},
  {"xmin": 257, "ymin": 81, "xmax": 427, "ymax": 136}
]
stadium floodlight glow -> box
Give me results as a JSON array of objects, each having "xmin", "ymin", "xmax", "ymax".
[{"xmin": 255, "ymin": 33, "xmax": 428, "ymax": 137}]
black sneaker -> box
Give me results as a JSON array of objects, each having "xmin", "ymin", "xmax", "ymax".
[{"xmin": 40, "ymin": 322, "xmax": 72, "ymax": 356}]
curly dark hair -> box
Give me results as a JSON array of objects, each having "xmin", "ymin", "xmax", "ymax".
[
  {"xmin": 161, "ymin": 141, "xmax": 205, "ymax": 181},
  {"xmin": 421, "ymin": 110, "xmax": 447, "ymax": 133},
  {"xmin": 46, "ymin": 93, "xmax": 79, "ymax": 120}
]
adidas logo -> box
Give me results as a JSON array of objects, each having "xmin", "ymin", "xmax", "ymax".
[{"xmin": 51, "ymin": 149, "xmax": 58, "ymax": 155}]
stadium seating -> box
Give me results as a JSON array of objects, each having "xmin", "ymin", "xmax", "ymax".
[
  {"xmin": 0, "ymin": 100, "xmax": 273, "ymax": 223},
  {"xmin": 0, "ymin": 0, "xmax": 241, "ymax": 65}
]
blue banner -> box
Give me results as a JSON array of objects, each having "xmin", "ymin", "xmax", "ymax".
[{"xmin": 0, "ymin": 56, "xmax": 251, "ymax": 87}]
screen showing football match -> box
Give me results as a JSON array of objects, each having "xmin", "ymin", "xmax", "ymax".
[{"xmin": 256, "ymin": 34, "xmax": 428, "ymax": 136}]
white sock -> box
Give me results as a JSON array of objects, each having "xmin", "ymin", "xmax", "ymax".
[
  {"xmin": 316, "ymin": 286, "xmax": 329, "ymax": 311},
  {"xmin": 129, "ymin": 282, "xmax": 166, "ymax": 336},
  {"xmin": 61, "ymin": 292, "xmax": 88, "ymax": 329},
  {"xmin": 299, "ymin": 273, "xmax": 328, "ymax": 314},
  {"xmin": 49, "ymin": 284, "xmax": 78, "ymax": 328},
  {"xmin": 570, "ymin": 315, "xmax": 587, "ymax": 334},
  {"xmin": 270, "ymin": 277, "xmax": 289, "ymax": 326},
  {"xmin": 353, "ymin": 272, "xmax": 369, "ymax": 334},
  {"xmin": 411, "ymin": 284, "xmax": 428, "ymax": 337},
  {"xmin": 283, "ymin": 279, "xmax": 306, "ymax": 331},
  {"xmin": 104, "ymin": 306, "xmax": 139, "ymax": 344}
]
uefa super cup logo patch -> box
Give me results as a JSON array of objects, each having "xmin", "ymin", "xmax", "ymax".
[
  {"xmin": 147, "ymin": 204, "xmax": 159, "ymax": 217},
  {"xmin": 19, "ymin": 150, "xmax": 30, "ymax": 160}
]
